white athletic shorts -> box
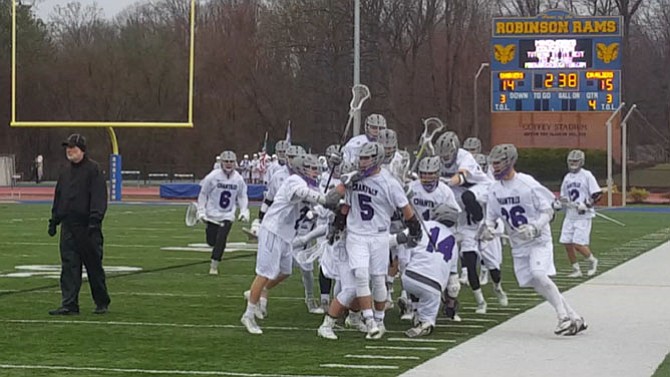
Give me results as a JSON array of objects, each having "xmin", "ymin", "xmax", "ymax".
[
  {"xmin": 511, "ymin": 242, "xmax": 556, "ymax": 288},
  {"xmin": 401, "ymin": 271, "xmax": 441, "ymax": 326},
  {"xmin": 346, "ymin": 232, "xmax": 390, "ymax": 276},
  {"xmin": 255, "ymin": 227, "xmax": 293, "ymax": 280},
  {"xmin": 480, "ymin": 237, "xmax": 503, "ymax": 270},
  {"xmin": 559, "ymin": 218, "xmax": 592, "ymax": 246}
]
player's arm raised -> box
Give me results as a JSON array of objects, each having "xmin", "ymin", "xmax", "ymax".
[{"xmin": 237, "ymin": 176, "xmax": 250, "ymax": 222}]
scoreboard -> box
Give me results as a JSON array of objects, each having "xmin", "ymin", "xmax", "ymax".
[{"xmin": 491, "ymin": 11, "xmax": 623, "ymax": 112}]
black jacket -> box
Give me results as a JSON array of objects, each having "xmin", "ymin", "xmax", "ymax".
[{"xmin": 51, "ymin": 156, "xmax": 107, "ymax": 226}]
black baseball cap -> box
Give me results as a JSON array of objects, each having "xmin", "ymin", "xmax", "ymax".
[{"xmin": 62, "ymin": 133, "xmax": 87, "ymax": 151}]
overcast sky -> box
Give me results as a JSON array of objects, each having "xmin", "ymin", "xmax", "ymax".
[{"xmin": 33, "ymin": 0, "xmax": 139, "ymax": 20}]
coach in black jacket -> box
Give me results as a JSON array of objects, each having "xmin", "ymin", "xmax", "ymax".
[{"xmin": 48, "ymin": 133, "xmax": 111, "ymax": 315}]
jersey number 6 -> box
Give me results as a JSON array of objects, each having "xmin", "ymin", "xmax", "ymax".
[{"xmin": 219, "ymin": 191, "xmax": 232, "ymax": 210}]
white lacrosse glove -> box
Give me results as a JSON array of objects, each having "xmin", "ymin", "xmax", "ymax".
[
  {"xmin": 559, "ymin": 196, "xmax": 570, "ymax": 206},
  {"xmin": 551, "ymin": 200, "xmax": 563, "ymax": 211},
  {"xmin": 238, "ymin": 209, "xmax": 250, "ymax": 222},
  {"xmin": 323, "ymin": 189, "xmax": 343, "ymax": 210},
  {"xmin": 197, "ymin": 211, "xmax": 206, "ymax": 221},
  {"xmin": 292, "ymin": 235, "xmax": 309, "ymax": 248},
  {"xmin": 250, "ymin": 218, "xmax": 261, "ymax": 236},
  {"xmin": 517, "ymin": 224, "xmax": 539, "ymax": 241},
  {"xmin": 478, "ymin": 225, "xmax": 496, "ymax": 242},
  {"xmin": 340, "ymin": 171, "xmax": 361, "ymax": 187},
  {"xmin": 576, "ymin": 202, "xmax": 588, "ymax": 215},
  {"xmin": 328, "ymin": 152, "xmax": 343, "ymax": 166}
]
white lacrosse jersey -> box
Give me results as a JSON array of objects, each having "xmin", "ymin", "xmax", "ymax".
[
  {"xmin": 319, "ymin": 171, "xmax": 342, "ymax": 193},
  {"xmin": 342, "ymin": 134, "xmax": 372, "ymax": 164},
  {"xmin": 440, "ymin": 148, "xmax": 492, "ymax": 199},
  {"xmin": 265, "ymin": 161, "xmax": 283, "ymax": 184},
  {"xmin": 345, "ymin": 168, "xmax": 409, "ymax": 236},
  {"xmin": 262, "ymin": 174, "xmax": 313, "ymax": 242},
  {"xmin": 560, "ymin": 168, "xmax": 600, "ymax": 220},
  {"xmin": 486, "ymin": 172, "xmax": 555, "ymax": 252},
  {"xmin": 197, "ymin": 169, "xmax": 248, "ymax": 222},
  {"xmin": 405, "ymin": 220, "xmax": 458, "ymax": 290},
  {"xmin": 408, "ymin": 180, "xmax": 461, "ymax": 221},
  {"xmin": 265, "ymin": 165, "xmax": 290, "ymax": 201}
]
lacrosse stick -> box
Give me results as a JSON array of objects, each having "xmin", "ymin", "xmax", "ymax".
[
  {"xmin": 293, "ymin": 241, "xmax": 327, "ymax": 265},
  {"xmin": 409, "ymin": 117, "xmax": 445, "ymax": 173},
  {"xmin": 562, "ymin": 201, "xmax": 626, "ymax": 227},
  {"xmin": 324, "ymin": 84, "xmax": 371, "ymax": 192},
  {"xmin": 184, "ymin": 202, "xmax": 224, "ymax": 227}
]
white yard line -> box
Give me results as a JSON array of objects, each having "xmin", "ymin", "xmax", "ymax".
[
  {"xmin": 386, "ymin": 338, "xmax": 456, "ymax": 343},
  {"xmin": 0, "ymin": 364, "xmax": 333, "ymax": 377},
  {"xmin": 365, "ymin": 346, "xmax": 436, "ymax": 351},
  {"xmin": 320, "ymin": 364, "xmax": 398, "ymax": 370},
  {"xmin": 344, "ymin": 355, "xmax": 419, "ymax": 360}
]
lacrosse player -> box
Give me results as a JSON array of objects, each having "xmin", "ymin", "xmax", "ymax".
[
  {"xmin": 197, "ymin": 151, "xmax": 249, "ymax": 276},
  {"xmin": 555, "ymin": 149, "xmax": 601, "ymax": 277},
  {"xmin": 463, "ymin": 137, "xmax": 482, "ymax": 155},
  {"xmin": 331, "ymin": 142, "xmax": 422, "ymax": 339},
  {"xmin": 338, "ymin": 113, "xmax": 387, "ymax": 164},
  {"xmin": 436, "ymin": 131, "xmax": 492, "ymax": 314},
  {"xmin": 240, "ymin": 154, "xmax": 339, "ymax": 335},
  {"xmin": 483, "ymin": 144, "xmax": 586, "ymax": 336},
  {"xmin": 266, "ymin": 140, "xmax": 290, "ymax": 184},
  {"xmin": 399, "ymin": 202, "xmax": 461, "ymax": 337}
]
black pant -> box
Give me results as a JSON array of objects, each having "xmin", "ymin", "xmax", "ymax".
[
  {"xmin": 206, "ymin": 221, "xmax": 233, "ymax": 261},
  {"xmin": 59, "ymin": 223, "xmax": 111, "ymax": 310}
]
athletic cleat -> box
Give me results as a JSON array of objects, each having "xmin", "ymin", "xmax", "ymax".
[
  {"xmin": 475, "ymin": 301, "xmax": 487, "ymax": 314},
  {"xmin": 317, "ymin": 325, "xmax": 338, "ymax": 340},
  {"xmin": 209, "ymin": 267, "xmax": 218, "ymax": 275},
  {"xmin": 587, "ymin": 259, "xmax": 598, "ymax": 276},
  {"xmin": 554, "ymin": 317, "xmax": 572, "ymax": 335},
  {"xmin": 384, "ymin": 300, "xmax": 394, "ymax": 310},
  {"xmin": 365, "ymin": 320, "xmax": 383, "ymax": 340},
  {"xmin": 307, "ymin": 299, "xmax": 325, "ymax": 314},
  {"xmin": 241, "ymin": 315, "xmax": 263, "ymax": 335},
  {"xmin": 345, "ymin": 313, "xmax": 367, "ymax": 333},
  {"xmin": 568, "ymin": 270, "xmax": 583, "ymax": 278},
  {"xmin": 405, "ymin": 321, "xmax": 434, "ymax": 338},
  {"xmin": 565, "ymin": 317, "xmax": 588, "ymax": 336},
  {"xmin": 243, "ymin": 290, "xmax": 265, "ymax": 319},
  {"xmin": 397, "ymin": 296, "xmax": 410, "ymax": 318},
  {"xmin": 494, "ymin": 287, "xmax": 509, "ymax": 307}
]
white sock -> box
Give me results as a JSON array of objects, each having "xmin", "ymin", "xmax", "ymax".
[
  {"xmin": 572, "ymin": 263, "xmax": 580, "ymax": 271},
  {"xmin": 259, "ymin": 297, "xmax": 267, "ymax": 310},
  {"xmin": 322, "ymin": 315, "xmax": 336, "ymax": 328},
  {"xmin": 210, "ymin": 259, "xmax": 219, "ymax": 269},
  {"xmin": 400, "ymin": 290, "xmax": 408, "ymax": 300},
  {"xmin": 532, "ymin": 276, "xmax": 568, "ymax": 319},
  {"xmin": 244, "ymin": 303, "xmax": 255, "ymax": 318},
  {"xmin": 362, "ymin": 309, "xmax": 374, "ymax": 321},
  {"xmin": 473, "ymin": 288, "xmax": 485, "ymax": 305},
  {"xmin": 320, "ymin": 294, "xmax": 330, "ymax": 303},
  {"xmin": 373, "ymin": 310, "xmax": 385, "ymax": 323},
  {"xmin": 587, "ymin": 254, "xmax": 596, "ymax": 262}
]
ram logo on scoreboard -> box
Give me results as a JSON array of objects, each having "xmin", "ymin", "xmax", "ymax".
[{"xmin": 491, "ymin": 10, "xmax": 622, "ymax": 112}]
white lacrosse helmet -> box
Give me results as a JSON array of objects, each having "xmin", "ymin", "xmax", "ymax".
[
  {"xmin": 377, "ymin": 129, "xmax": 398, "ymax": 164},
  {"xmin": 419, "ymin": 156, "xmax": 441, "ymax": 193},
  {"xmin": 275, "ymin": 140, "xmax": 290, "ymax": 165},
  {"xmin": 219, "ymin": 150, "xmax": 237, "ymax": 173},
  {"xmin": 435, "ymin": 132, "xmax": 460, "ymax": 167},
  {"xmin": 286, "ymin": 145, "xmax": 307, "ymax": 173},
  {"xmin": 567, "ymin": 149, "xmax": 585, "ymax": 173},
  {"xmin": 296, "ymin": 154, "xmax": 321, "ymax": 187},
  {"xmin": 463, "ymin": 137, "xmax": 482, "ymax": 154},
  {"xmin": 358, "ymin": 142, "xmax": 385, "ymax": 177},
  {"xmin": 489, "ymin": 144, "xmax": 518, "ymax": 180},
  {"xmin": 365, "ymin": 114, "xmax": 387, "ymax": 140},
  {"xmin": 243, "ymin": 154, "xmax": 249, "ymax": 159},
  {"xmin": 474, "ymin": 153, "xmax": 488, "ymax": 172},
  {"xmin": 430, "ymin": 201, "xmax": 460, "ymax": 227}
]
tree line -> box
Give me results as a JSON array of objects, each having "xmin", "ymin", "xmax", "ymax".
[{"xmin": 0, "ymin": 0, "xmax": 668, "ymax": 180}]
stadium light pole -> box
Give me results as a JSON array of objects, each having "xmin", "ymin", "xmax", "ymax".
[
  {"xmin": 620, "ymin": 104, "xmax": 636, "ymax": 207},
  {"xmin": 473, "ymin": 62, "xmax": 489, "ymax": 138},
  {"xmin": 352, "ymin": 0, "xmax": 361, "ymax": 136}
]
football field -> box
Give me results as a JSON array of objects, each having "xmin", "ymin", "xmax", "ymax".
[{"xmin": 1, "ymin": 203, "xmax": 669, "ymax": 377}]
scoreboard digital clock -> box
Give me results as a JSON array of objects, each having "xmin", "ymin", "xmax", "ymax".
[{"xmin": 491, "ymin": 13, "xmax": 622, "ymax": 112}]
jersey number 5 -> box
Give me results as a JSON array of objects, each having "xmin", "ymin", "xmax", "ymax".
[{"xmin": 358, "ymin": 194, "xmax": 374, "ymax": 221}]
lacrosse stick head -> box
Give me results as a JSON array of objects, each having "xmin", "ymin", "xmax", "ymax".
[
  {"xmin": 377, "ymin": 129, "xmax": 398, "ymax": 163},
  {"xmin": 420, "ymin": 117, "xmax": 446, "ymax": 156},
  {"xmin": 418, "ymin": 156, "xmax": 441, "ymax": 193},
  {"xmin": 489, "ymin": 144, "xmax": 518, "ymax": 180},
  {"xmin": 350, "ymin": 84, "xmax": 371, "ymax": 113},
  {"xmin": 567, "ymin": 149, "xmax": 585, "ymax": 173},
  {"xmin": 463, "ymin": 137, "xmax": 482, "ymax": 154},
  {"xmin": 294, "ymin": 242, "xmax": 326, "ymax": 265},
  {"xmin": 185, "ymin": 202, "xmax": 199, "ymax": 227}
]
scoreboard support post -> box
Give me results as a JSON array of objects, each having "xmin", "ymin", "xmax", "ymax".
[
  {"xmin": 620, "ymin": 104, "xmax": 637, "ymax": 208},
  {"xmin": 606, "ymin": 103, "xmax": 625, "ymax": 207}
]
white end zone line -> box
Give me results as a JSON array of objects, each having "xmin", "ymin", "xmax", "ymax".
[{"xmin": 0, "ymin": 364, "xmax": 335, "ymax": 377}]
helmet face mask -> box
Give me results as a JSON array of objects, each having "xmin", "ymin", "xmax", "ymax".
[
  {"xmin": 418, "ymin": 156, "xmax": 441, "ymax": 192},
  {"xmin": 275, "ymin": 140, "xmax": 290, "ymax": 165},
  {"xmin": 286, "ymin": 145, "xmax": 306, "ymax": 172},
  {"xmin": 474, "ymin": 153, "xmax": 488, "ymax": 172},
  {"xmin": 567, "ymin": 149, "xmax": 585, "ymax": 173},
  {"xmin": 220, "ymin": 151, "xmax": 237, "ymax": 173},
  {"xmin": 436, "ymin": 132, "xmax": 460, "ymax": 167},
  {"xmin": 377, "ymin": 129, "xmax": 398, "ymax": 164},
  {"xmin": 365, "ymin": 114, "xmax": 387, "ymax": 140},
  {"xmin": 358, "ymin": 142, "xmax": 385, "ymax": 177},
  {"xmin": 299, "ymin": 154, "xmax": 321, "ymax": 187},
  {"xmin": 489, "ymin": 144, "xmax": 517, "ymax": 180}
]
